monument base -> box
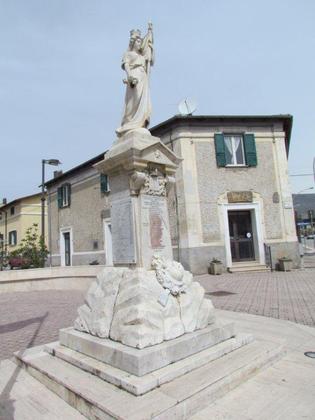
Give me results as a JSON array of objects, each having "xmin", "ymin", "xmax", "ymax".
[
  {"xmin": 15, "ymin": 332, "xmax": 284, "ymax": 419},
  {"xmin": 47, "ymin": 327, "xmax": 251, "ymax": 396},
  {"xmin": 59, "ymin": 322, "xmax": 235, "ymax": 377}
]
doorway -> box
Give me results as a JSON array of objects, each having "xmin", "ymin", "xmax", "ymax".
[
  {"xmin": 63, "ymin": 232, "xmax": 71, "ymax": 266},
  {"xmin": 228, "ymin": 210, "xmax": 255, "ymax": 262},
  {"xmin": 60, "ymin": 228, "xmax": 72, "ymax": 267}
]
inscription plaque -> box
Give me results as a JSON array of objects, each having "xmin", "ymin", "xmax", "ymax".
[
  {"xmin": 227, "ymin": 191, "xmax": 253, "ymax": 203},
  {"xmin": 111, "ymin": 198, "xmax": 136, "ymax": 264},
  {"xmin": 143, "ymin": 195, "xmax": 166, "ymax": 249}
]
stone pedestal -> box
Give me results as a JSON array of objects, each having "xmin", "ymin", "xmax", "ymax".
[
  {"xmin": 73, "ymin": 130, "xmax": 217, "ymax": 349},
  {"xmin": 94, "ymin": 130, "xmax": 180, "ymax": 269}
]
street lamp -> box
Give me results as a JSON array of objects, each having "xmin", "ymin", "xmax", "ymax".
[{"xmin": 41, "ymin": 159, "xmax": 61, "ymax": 262}]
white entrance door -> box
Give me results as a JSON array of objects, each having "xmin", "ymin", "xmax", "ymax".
[
  {"xmin": 104, "ymin": 220, "xmax": 113, "ymax": 266},
  {"xmin": 60, "ymin": 228, "xmax": 72, "ymax": 267}
]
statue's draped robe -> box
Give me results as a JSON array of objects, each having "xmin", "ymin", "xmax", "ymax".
[
  {"xmin": 116, "ymin": 30, "xmax": 154, "ymax": 137},
  {"xmin": 116, "ymin": 52, "xmax": 151, "ymax": 136}
]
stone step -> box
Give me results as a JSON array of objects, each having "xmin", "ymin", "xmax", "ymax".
[
  {"xmin": 228, "ymin": 264, "xmax": 270, "ymax": 273},
  {"xmin": 15, "ymin": 338, "xmax": 284, "ymax": 420},
  {"xmin": 0, "ymin": 358, "xmax": 86, "ymax": 420},
  {"xmin": 58, "ymin": 322, "xmax": 235, "ymax": 376},
  {"xmin": 44, "ymin": 333, "xmax": 254, "ymax": 396}
]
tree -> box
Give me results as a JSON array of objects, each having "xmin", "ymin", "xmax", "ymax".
[{"xmin": 9, "ymin": 223, "xmax": 48, "ymax": 268}]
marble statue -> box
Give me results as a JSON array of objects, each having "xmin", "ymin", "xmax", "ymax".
[
  {"xmin": 116, "ymin": 23, "xmax": 154, "ymax": 137},
  {"xmin": 73, "ymin": 23, "xmax": 216, "ymax": 349}
]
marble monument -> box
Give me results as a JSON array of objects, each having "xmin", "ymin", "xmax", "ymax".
[
  {"xmin": 71, "ymin": 23, "xmax": 216, "ymax": 349},
  {"xmin": 15, "ymin": 24, "xmax": 284, "ymax": 420}
]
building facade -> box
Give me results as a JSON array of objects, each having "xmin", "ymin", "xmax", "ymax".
[
  {"xmin": 46, "ymin": 115, "xmax": 300, "ymax": 273},
  {"xmin": 0, "ymin": 193, "xmax": 46, "ymax": 255},
  {"xmin": 46, "ymin": 153, "xmax": 111, "ymax": 267},
  {"xmin": 153, "ymin": 115, "xmax": 299, "ymax": 273}
]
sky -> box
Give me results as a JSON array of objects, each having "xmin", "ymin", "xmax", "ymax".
[{"xmin": 0, "ymin": 0, "xmax": 315, "ymax": 203}]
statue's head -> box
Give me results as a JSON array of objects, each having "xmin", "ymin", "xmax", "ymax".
[{"xmin": 129, "ymin": 29, "xmax": 142, "ymax": 51}]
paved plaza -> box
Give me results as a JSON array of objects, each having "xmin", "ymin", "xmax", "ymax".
[{"xmin": 0, "ymin": 267, "xmax": 315, "ymax": 361}]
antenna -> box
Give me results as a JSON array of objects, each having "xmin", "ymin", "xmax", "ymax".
[{"xmin": 178, "ymin": 98, "xmax": 197, "ymax": 116}]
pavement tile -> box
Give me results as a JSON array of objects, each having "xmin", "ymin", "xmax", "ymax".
[{"xmin": 1, "ymin": 266, "xmax": 315, "ymax": 361}]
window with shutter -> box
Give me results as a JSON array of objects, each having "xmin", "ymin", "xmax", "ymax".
[
  {"xmin": 100, "ymin": 174, "xmax": 110, "ymax": 193},
  {"xmin": 58, "ymin": 183, "xmax": 71, "ymax": 208},
  {"xmin": 9, "ymin": 230, "xmax": 17, "ymax": 246},
  {"xmin": 214, "ymin": 133, "xmax": 227, "ymax": 167},
  {"xmin": 215, "ymin": 133, "xmax": 257, "ymax": 167},
  {"xmin": 224, "ymin": 135, "xmax": 245, "ymax": 166},
  {"xmin": 243, "ymin": 134, "xmax": 257, "ymax": 166},
  {"xmin": 57, "ymin": 187, "xmax": 63, "ymax": 209}
]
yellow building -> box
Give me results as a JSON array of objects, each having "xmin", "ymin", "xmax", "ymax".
[{"xmin": 0, "ymin": 193, "xmax": 47, "ymax": 255}]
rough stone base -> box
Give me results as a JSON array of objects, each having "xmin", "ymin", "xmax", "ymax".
[
  {"xmin": 74, "ymin": 263, "xmax": 216, "ymax": 349},
  {"xmin": 59, "ymin": 321, "xmax": 235, "ymax": 376}
]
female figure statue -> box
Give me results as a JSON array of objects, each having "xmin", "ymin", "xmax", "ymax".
[{"xmin": 116, "ymin": 23, "xmax": 154, "ymax": 137}]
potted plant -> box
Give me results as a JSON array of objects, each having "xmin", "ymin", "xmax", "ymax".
[
  {"xmin": 278, "ymin": 256, "xmax": 292, "ymax": 272},
  {"xmin": 208, "ymin": 258, "xmax": 223, "ymax": 275}
]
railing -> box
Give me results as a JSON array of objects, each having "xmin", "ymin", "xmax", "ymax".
[{"xmin": 264, "ymin": 243, "xmax": 273, "ymax": 271}]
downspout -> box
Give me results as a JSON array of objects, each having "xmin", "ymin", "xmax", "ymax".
[
  {"xmin": 168, "ymin": 129, "xmax": 181, "ymax": 264},
  {"xmin": 4, "ymin": 210, "xmax": 7, "ymax": 256}
]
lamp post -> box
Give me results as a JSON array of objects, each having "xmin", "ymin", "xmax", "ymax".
[{"xmin": 41, "ymin": 159, "xmax": 61, "ymax": 265}]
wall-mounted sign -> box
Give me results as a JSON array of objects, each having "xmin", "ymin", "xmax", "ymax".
[
  {"xmin": 272, "ymin": 192, "xmax": 280, "ymax": 203},
  {"xmin": 227, "ymin": 191, "xmax": 253, "ymax": 203}
]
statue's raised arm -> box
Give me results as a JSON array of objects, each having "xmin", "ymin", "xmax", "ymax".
[{"xmin": 116, "ymin": 23, "xmax": 154, "ymax": 138}]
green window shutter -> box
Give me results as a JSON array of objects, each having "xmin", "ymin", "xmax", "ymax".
[
  {"xmin": 214, "ymin": 133, "xmax": 226, "ymax": 167},
  {"xmin": 57, "ymin": 187, "xmax": 62, "ymax": 209},
  {"xmin": 66, "ymin": 183, "xmax": 71, "ymax": 207},
  {"xmin": 244, "ymin": 134, "xmax": 257, "ymax": 167},
  {"xmin": 100, "ymin": 174, "xmax": 108, "ymax": 193}
]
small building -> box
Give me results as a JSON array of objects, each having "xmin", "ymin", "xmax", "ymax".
[
  {"xmin": 45, "ymin": 153, "xmax": 111, "ymax": 267},
  {"xmin": 46, "ymin": 114, "xmax": 299, "ymax": 273},
  {"xmin": 292, "ymin": 193, "xmax": 315, "ymax": 236},
  {"xmin": 153, "ymin": 115, "xmax": 299, "ymax": 273},
  {"xmin": 0, "ymin": 193, "xmax": 46, "ymax": 255}
]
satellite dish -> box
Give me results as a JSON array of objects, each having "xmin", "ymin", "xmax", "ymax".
[{"xmin": 178, "ymin": 98, "xmax": 197, "ymax": 116}]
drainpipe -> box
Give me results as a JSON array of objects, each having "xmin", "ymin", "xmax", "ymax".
[
  {"xmin": 4, "ymin": 210, "xmax": 7, "ymax": 257},
  {"xmin": 168, "ymin": 129, "xmax": 181, "ymax": 264}
]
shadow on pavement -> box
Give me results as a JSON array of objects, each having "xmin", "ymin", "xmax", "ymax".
[
  {"xmin": 206, "ymin": 290, "xmax": 237, "ymax": 297},
  {"xmin": 0, "ymin": 315, "xmax": 50, "ymax": 335},
  {"xmin": 0, "ymin": 312, "xmax": 48, "ymax": 420}
]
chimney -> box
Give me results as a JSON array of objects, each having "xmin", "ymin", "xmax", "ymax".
[
  {"xmin": 54, "ymin": 170, "xmax": 63, "ymax": 178},
  {"xmin": 2, "ymin": 198, "xmax": 7, "ymax": 205}
]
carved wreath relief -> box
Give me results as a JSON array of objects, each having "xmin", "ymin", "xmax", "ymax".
[
  {"xmin": 151, "ymin": 254, "xmax": 187, "ymax": 296},
  {"xmin": 129, "ymin": 167, "xmax": 169, "ymax": 196},
  {"xmin": 142, "ymin": 169, "xmax": 167, "ymax": 196}
]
